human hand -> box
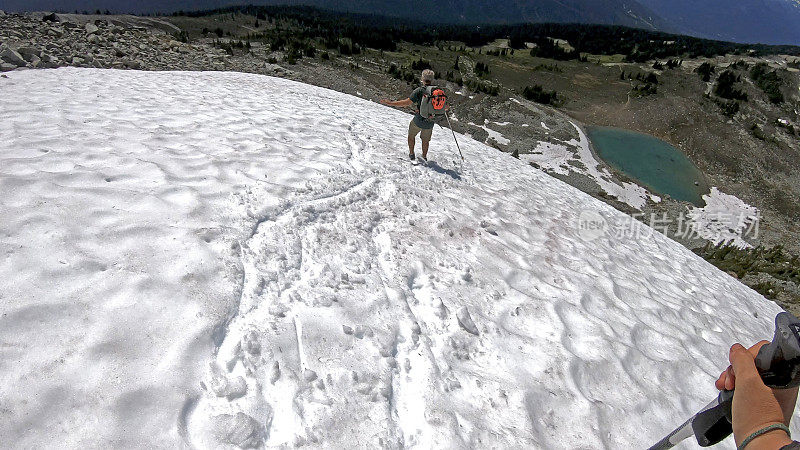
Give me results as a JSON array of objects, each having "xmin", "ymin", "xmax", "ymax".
[{"xmin": 715, "ymin": 341, "xmax": 798, "ymax": 447}]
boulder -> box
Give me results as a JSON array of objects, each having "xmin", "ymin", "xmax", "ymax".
[
  {"xmin": 0, "ymin": 63, "xmax": 16, "ymax": 72},
  {"xmin": 17, "ymin": 46, "xmax": 40, "ymax": 61},
  {"xmin": 124, "ymin": 59, "xmax": 142, "ymax": 69},
  {"xmin": 85, "ymin": 23, "xmax": 99, "ymax": 35},
  {"xmin": 87, "ymin": 34, "xmax": 101, "ymax": 44},
  {"xmin": 42, "ymin": 12, "xmax": 61, "ymax": 22},
  {"xmin": 0, "ymin": 10, "xmax": 6, "ymax": 16},
  {"xmin": 29, "ymin": 54, "xmax": 41, "ymax": 68},
  {"xmin": 0, "ymin": 47, "xmax": 26, "ymax": 67}
]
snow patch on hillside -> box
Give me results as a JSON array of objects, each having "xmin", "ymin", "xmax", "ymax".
[
  {"xmin": 524, "ymin": 122, "xmax": 650, "ymax": 209},
  {"xmin": 469, "ymin": 119, "xmax": 511, "ymax": 145},
  {"xmin": 688, "ymin": 187, "xmax": 760, "ymax": 248}
]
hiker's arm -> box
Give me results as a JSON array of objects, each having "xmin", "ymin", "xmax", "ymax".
[
  {"xmin": 716, "ymin": 342, "xmax": 797, "ymax": 448},
  {"xmin": 380, "ymin": 98, "xmax": 413, "ymax": 108}
]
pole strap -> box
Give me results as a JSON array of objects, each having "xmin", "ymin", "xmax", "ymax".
[{"xmin": 738, "ymin": 423, "xmax": 790, "ymax": 450}]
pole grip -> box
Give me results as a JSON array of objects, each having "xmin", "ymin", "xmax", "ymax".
[{"xmin": 754, "ymin": 312, "xmax": 800, "ymax": 389}]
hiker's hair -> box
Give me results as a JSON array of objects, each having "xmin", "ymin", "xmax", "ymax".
[{"xmin": 421, "ymin": 69, "xmax": 435, "ymax": 85}]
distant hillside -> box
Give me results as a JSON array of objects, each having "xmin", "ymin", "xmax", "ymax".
[
  {"xmin": 636, "ymin": 0, "xmax": 800, "ymax": 45},
  {"xmin": 2, "ymin": 0, "xmax": 799, "ymax": 45},
  {"xmin": 2, "ymin": 0, "xmax": 670, "ymax": 31},
  {"xmin": 265, "ymin": 0, "xmax": 671, "ymax": 31}
]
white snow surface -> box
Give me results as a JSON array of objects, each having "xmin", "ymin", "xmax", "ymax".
[
  {"xmin": 523, "ymin": 123, "xmax": 651, "ymax": 210},
  {"xmin": 0, "ymin": 68, "xmax": 793, "ymax": 449},
  {"xmin": 688, "ymin": 187, "xmax": 760, "ymax": 248}
]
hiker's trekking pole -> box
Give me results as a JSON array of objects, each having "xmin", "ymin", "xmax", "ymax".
[
  {"xmin": 443, "ymin": 110, "xmax": 465, "ymax": 161},
  {"xmin": 648, "ymin": 312, "xmax": 800, "ymax": 450}
]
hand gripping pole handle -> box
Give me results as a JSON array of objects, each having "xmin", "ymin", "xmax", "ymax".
[{"xmin": 693, "ymin": 312, "xmax": 800, "ymax": 447}]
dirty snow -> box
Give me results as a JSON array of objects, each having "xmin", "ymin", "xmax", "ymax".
[
  {"xmin": 688, "ymin": 187, "xmax": 760, "ymax": 248},
  {"xmin": 0, "ymin": 68, "xmax": 793, "ymax": 449}
]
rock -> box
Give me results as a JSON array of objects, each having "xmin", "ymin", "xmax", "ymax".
[
  {"xmin": 0, "ymin": 63, "xmax": 16, "ymax": 72},
  {"xmin": 17, "ymin": 46, "xmax": 40, "ymax": 61},
  {"xmin": 124, "ymin": 59, "xmax": 142, "ymax": 69},
  {"xmin": 71, "ymin": 56, "xmax": 85, "ymax": 65},
  {"xmin": 456, "ymin": 306, "xmax": 480, "ymax": 335},
  {"xmin": 212, "ymin": 412, "xmax": 263, "ymax": 448},
  {"xmin": 87, "ymin": 34, "xmax": 101, "ymax": 44},
  {"xmin": 0, "ymin": 10, "xmax": 5, "ymax": 16},
  {"xmin": 85, "ymin": 23, "xmax": 99, "ymax": 35},
  {"xmin": 29, "ymin": 54, "xmax": 41, "ymax": 68},
  {"xmin": 42, "ymin": 12, "xmax": 61, "ymax": 22},
  {"xmin": 0, "ymin": 47, "xmax": 26, "ymax": 67}
]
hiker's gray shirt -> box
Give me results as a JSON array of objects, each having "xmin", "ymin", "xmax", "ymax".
[{"xmin": 410, "ymin": 86, "xmax": 436, "ymax": 130}]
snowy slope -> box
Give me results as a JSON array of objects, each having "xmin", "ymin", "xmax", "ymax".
[{"xmin": 0, "ymin": 68, "xmax": 794, "ymax": 449}]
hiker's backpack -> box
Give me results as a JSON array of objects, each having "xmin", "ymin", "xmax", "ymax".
[{"xmin": 419, "ymin": 86, "xmax": 447, "ymax": 121}]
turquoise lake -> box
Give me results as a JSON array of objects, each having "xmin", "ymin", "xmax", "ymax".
[{"xmin": 586, "ymin": 127, "xmax": 709, "ymax": 206}]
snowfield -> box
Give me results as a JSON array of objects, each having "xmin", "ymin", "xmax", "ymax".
[{"xmin": 0, "ymin": 68, "xmax": 794, "ymax": 449}]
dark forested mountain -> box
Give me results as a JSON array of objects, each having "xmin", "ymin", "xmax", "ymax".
[
  {"xmin": 2, "ymin": 0, "xmax": 799, "ymax": 45},
  {"xmin": 0, "ymin": 0, "xmax": 669, "ymax": 31},
  {"xmin": 636, "ymin": 0, "xmax": 800, "ymax": 45},
  {"xmin": 263, "ymin": 0, "xmax": 670, "ymax": 30}
]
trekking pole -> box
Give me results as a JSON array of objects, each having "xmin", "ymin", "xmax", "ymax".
[
  {"xmin": 443, "ymin": 110, "xmax": 465, "ymax": 161},
  {"xmin": 648, "ymin": 312, "xmax": 800, "ymax": 449}
]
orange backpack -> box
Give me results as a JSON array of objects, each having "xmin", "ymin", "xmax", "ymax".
[{"xmin": 419, "ymin": 86, "xmax": 447, "ymax": 121}]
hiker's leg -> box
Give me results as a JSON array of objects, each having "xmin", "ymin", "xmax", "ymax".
[
  {"xmin": 421, "ymin": 128, "xmax": 433, "ymax": 159},
  {"xmin": 408, "ymin": 120, "xmax": 420, "ymax": 156}
]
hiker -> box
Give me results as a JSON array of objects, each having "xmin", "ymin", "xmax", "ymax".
[
  {"xmin": 380, "ymin": 69, "xmax": 445, "ymax": 162},
  {"xmin": 715, "ymin": 341, "xmax": 799, "ymax": 449}
]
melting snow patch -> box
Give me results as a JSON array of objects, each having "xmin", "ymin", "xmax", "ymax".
[
  {"xmin": 468, "ymin": 119, "xmax": 511, "ymax": 145},
  {"xmin": 688, "ymin": 187, "xmax": 759, "ymax": 248},
  {"xmin": 522, "ymin": 122, "xmax": 649, "ymax": 210}
]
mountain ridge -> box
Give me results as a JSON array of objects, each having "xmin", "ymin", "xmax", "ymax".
[{"xmin": 1, "ymin": 0, "xmax": 798, "ymax": 45}]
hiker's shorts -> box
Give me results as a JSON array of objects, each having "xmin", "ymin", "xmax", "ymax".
[{"xmin": 409, "ymin": 120, "xmax": 433, "ymax": 142}]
